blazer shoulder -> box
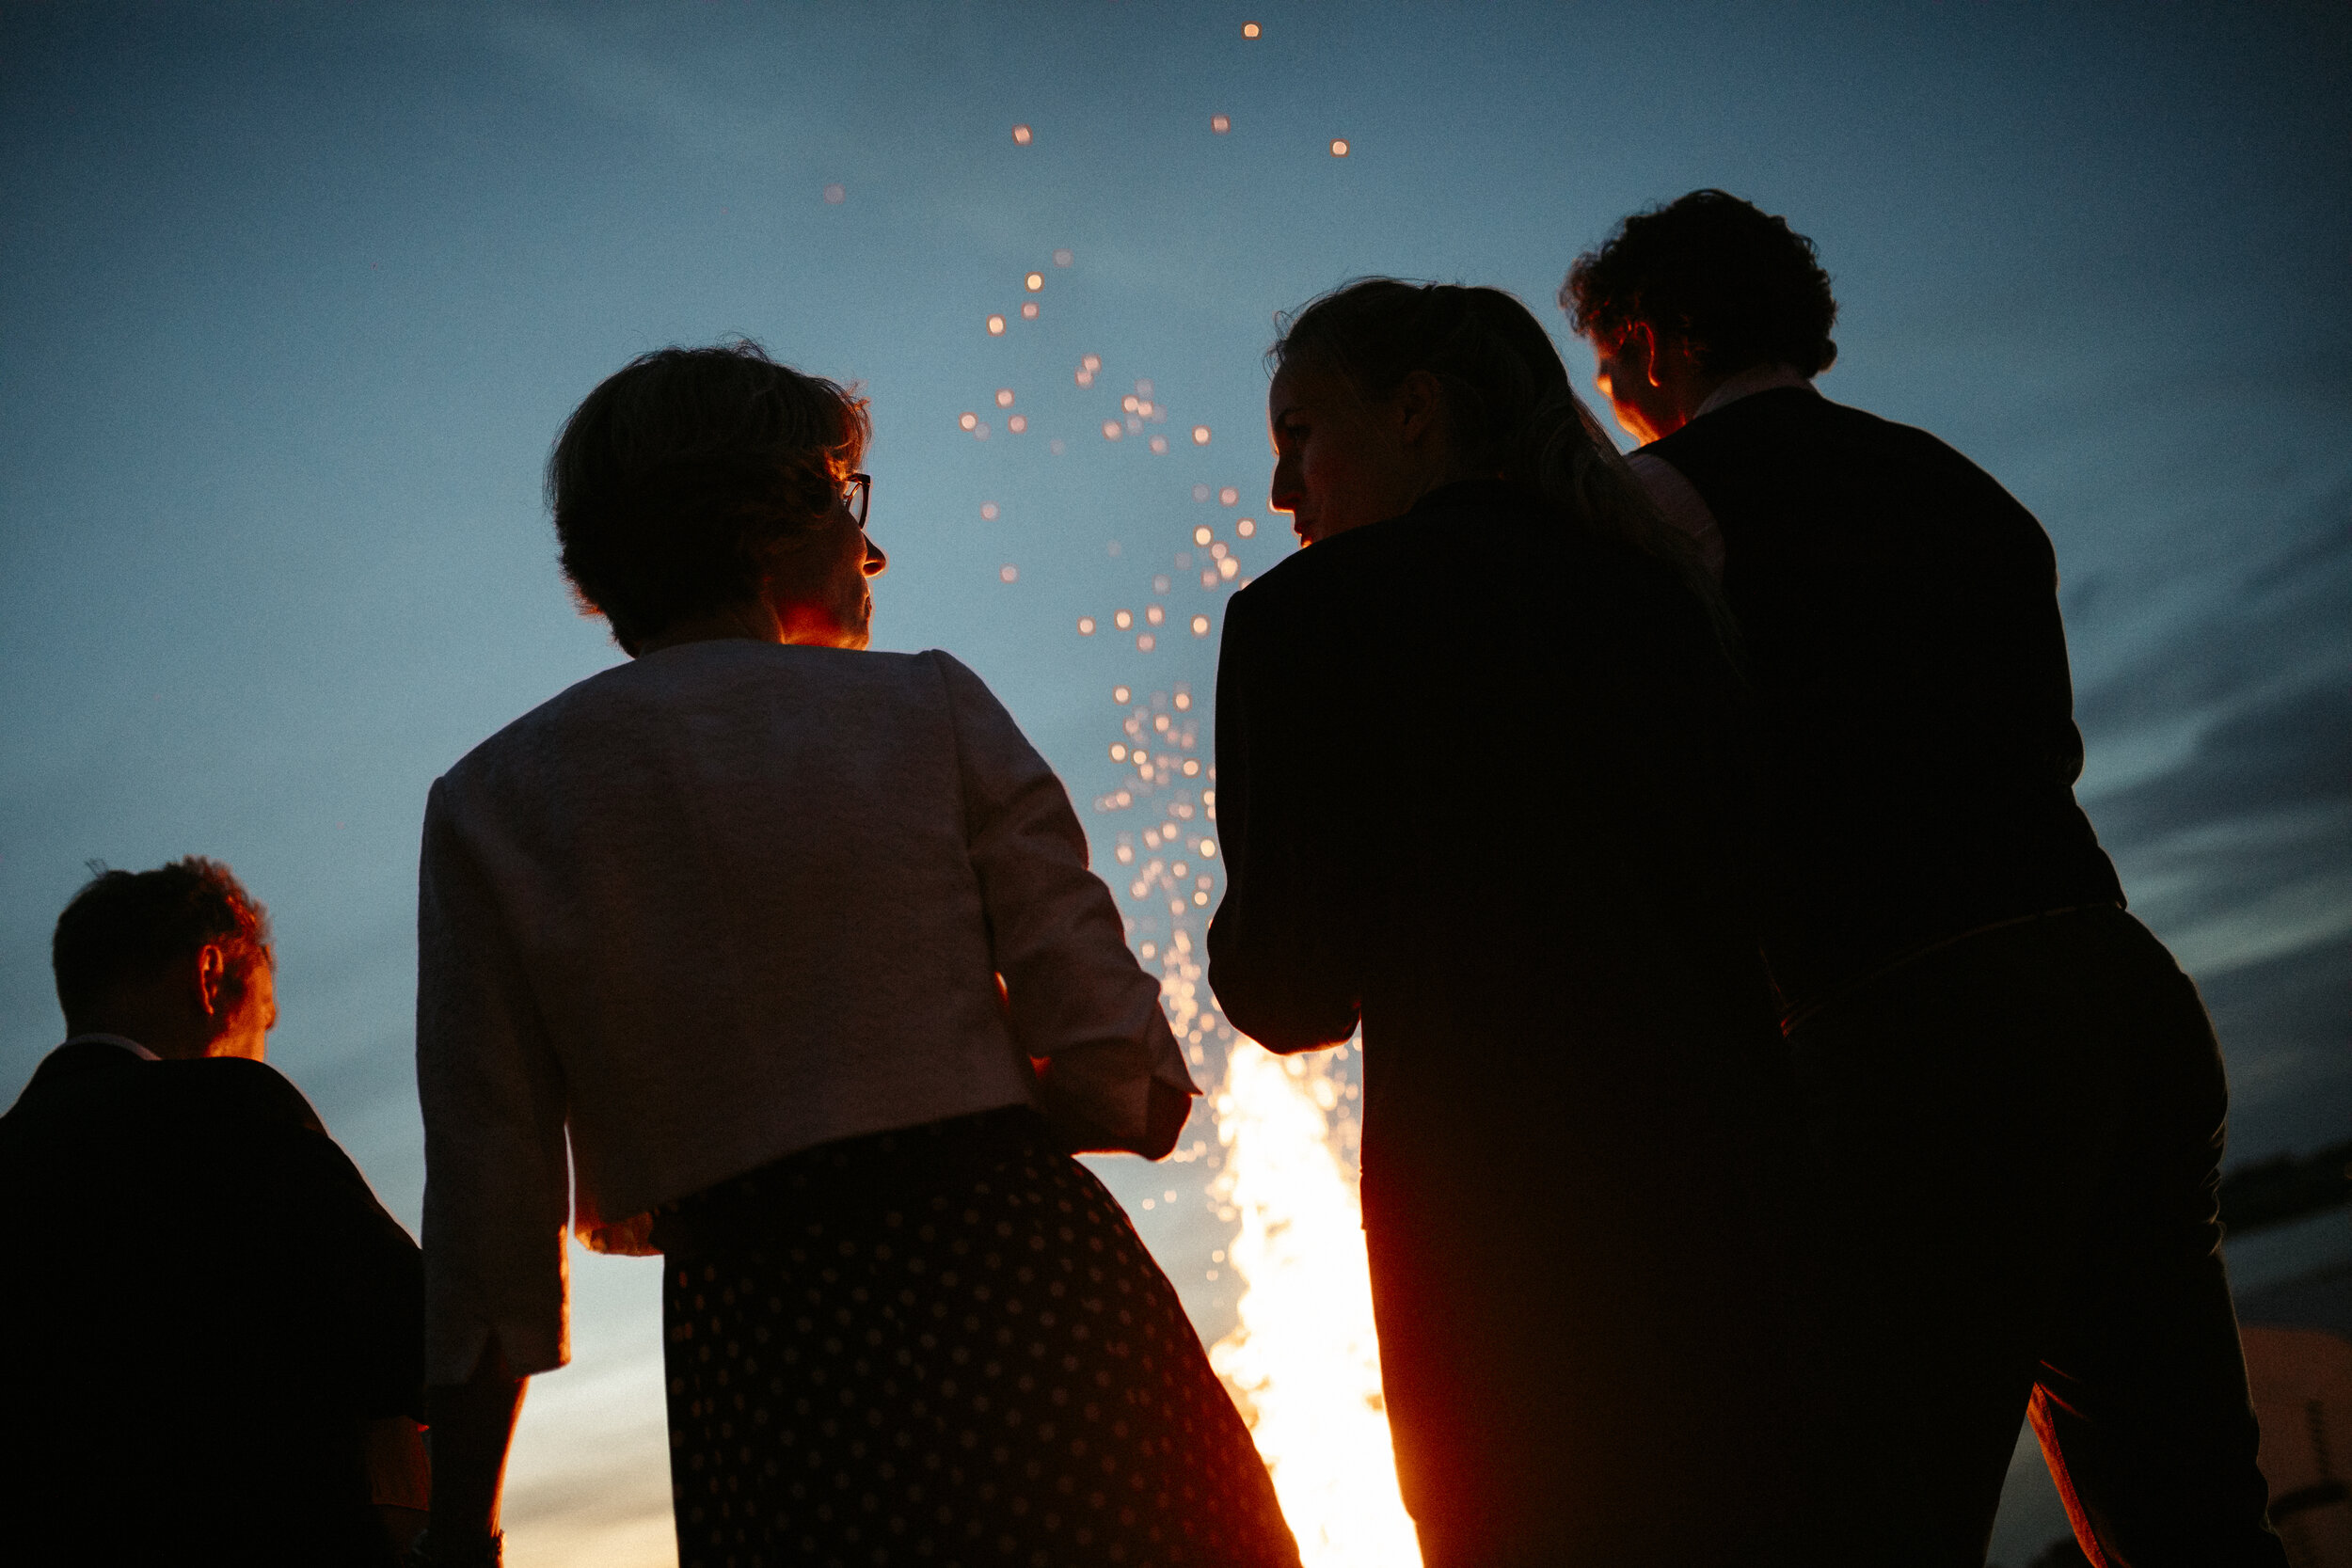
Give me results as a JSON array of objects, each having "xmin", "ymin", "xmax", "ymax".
[{"xmin": 152, "ymin": 1056, "xmax": 327, "ymax": 1136}]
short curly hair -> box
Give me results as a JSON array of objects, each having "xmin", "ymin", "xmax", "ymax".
[
  {"xmin": 548, "ymin": 341, "xmax": 869, "ymax": 655},
  {"xmin": 53, "ymin": 857, "xmax": 273, "ymax": 1019},
  {"xmin": 1562, "ymin": 190, "xmax": 1838, "ymax": 376}
]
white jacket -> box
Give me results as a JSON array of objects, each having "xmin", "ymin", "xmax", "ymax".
[{"xmin": 415, "ymin": 640, "xmax": 1190, "ymax": 1381}]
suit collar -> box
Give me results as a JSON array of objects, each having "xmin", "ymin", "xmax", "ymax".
[{"xmin": 59, "ymin": 1032, "xmax": 161, "ymax": 1062}]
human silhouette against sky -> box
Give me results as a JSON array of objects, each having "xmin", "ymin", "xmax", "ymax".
[
  {"xmin": 1565, "ymin": 189, "xmax": 2286, "ymax": 1568},
  {"xmin": 1209, "ymin": 279, "xmax": 1836, "ymax": 1566}
]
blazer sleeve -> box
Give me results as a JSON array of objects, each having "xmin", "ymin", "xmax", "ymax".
[
  {"xmin": 252, "ymin": 1085, "xmax": 427, "ymax": 1420},
  {"xmin": 415, "ymin": 775, "xmax": 573, "ymax": 1383},
  {"xmin": 1204, "ymin": 583, "xmax": 1364, "ymax": 1053},
  {"xmin": 931, "ymin": 651, "xmax": 1198, "ymax": 1156}
]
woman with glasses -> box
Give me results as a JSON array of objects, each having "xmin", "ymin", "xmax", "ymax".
[{"xmin": 410, "ymin": 342, "xmax": 1298, "ymax": 1568}]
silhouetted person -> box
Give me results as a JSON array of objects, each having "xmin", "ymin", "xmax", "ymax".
[
  {"xmin": 1208, "ymin": 280, "xmax": 1836, "ymax": 1567},
  {"xmin": 0, "ymin": 859, "xmax": 426, "ymax": 1566},
  {"xmin": 414, "ymin": 342, "xmax": 1296, "ymax": 1568},
  {"xmin": 1565, "ymin": 190, "xmax": 2285, "ymax": 1568}
]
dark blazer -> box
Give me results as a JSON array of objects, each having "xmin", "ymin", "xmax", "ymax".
[
  {"xmin": 1206, "ymin": 480, "xmax": 1827, "ymax": 1564},
  {"xmin": 1643, "ymin": 387, "xmax": 2123, "ymax": 1010},
  {"xmin": 0, "ymin": 1039, "xmax": 423, "ymax": 1566}
]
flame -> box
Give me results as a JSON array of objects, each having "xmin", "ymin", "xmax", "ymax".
[{"xmin": 1209, "ymin": 1039, "xmax": 1422, "ymax": 1568}]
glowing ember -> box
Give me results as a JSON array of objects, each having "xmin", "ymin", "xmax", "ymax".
[
  {"xmin": 1330, "ymin": 139, "xmax": 1351, "ymax": 158},
  {"xmin": 1008, "ymin": 415, "xmax": 1027, "ymax": 433},
  {"xmin": 1193, "ymin": 425, "xmax": 1213, "ymax": 445},
  {"xmin": 821, "ymin": 182, "xmax": 846, "ymax": 204},
  {"xmin": 1025, "ymin": 272, "xmax": 1044, "ymax": 292},
  {"xmin": 1054, "ymin": 249, "xmax": 1073, "ymax": 267},
  {"xmin": 1078, "ymin": 616, "xmax": 1096, "ymax": 635},
  {"xmin": 986, "ymin": 314, "xmax": 1007, "ymax": 335},
  {"xmin": 980, "ymin": 502, "xmax": 999, "ymax": 519},
  {"xmin": 1212, "ymin": 114, "xmax": 1232, "ymax": 135},
  {"xmin": 1238, "ymin": 517, "xmax": 1258, "ymax": 537},
  {"xmin": 1011, "ymin": 123, "xmax": 1033, "ymax": 145},
  {"xmin": 1220, "ymin": 486, "xmax": 1240, "ymax": 505},
  {"xmin": 1242, "ymin": 22, "xmax": 1262, "ymax": 39},
  {"xmin": 998, "ymin": 564, "xmax": 1018, "ymax": 582}
]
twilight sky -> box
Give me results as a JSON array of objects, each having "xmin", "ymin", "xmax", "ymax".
[{"xmin": 3, "ymin": 4, "xmax": 2345, "ymax": 1562}]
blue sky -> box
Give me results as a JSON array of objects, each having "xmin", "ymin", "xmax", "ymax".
[{"xmin": 3, "ymin": 3, "xmax": 2345, "ymax": 1560}]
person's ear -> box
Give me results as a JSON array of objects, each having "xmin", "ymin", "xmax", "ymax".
[
  {"xmin": 1631, "ymin": 322, "xmax": 1666, "ymax": 388},
  {"xmin": 1392, "ymin": 369, "xmax": 1448, "ymax": 450},
  {"xmin": 194, "ymin": 944, "xmax": 228, "ymax": 1019}
]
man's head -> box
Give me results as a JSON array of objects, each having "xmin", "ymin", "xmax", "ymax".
[
  {"xmin": 53, "ymin": 858, "xmax": 277, "ymax": 1061},
  {"xmin": 1562, "ymin": 190, "xmax": 1838, "ymax": 442},
  {"xmin": 548, "ymin": 341, "xmax": 884, "ymax": 655}
]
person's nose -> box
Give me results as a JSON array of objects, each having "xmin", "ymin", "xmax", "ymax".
[
  {"xmin": 1268, "ymin": 454, "xmax": 1302, "ymax": 516},
  {"xmin": 863, "ymin": 535, "xmax": 888, "ymax": 577}
]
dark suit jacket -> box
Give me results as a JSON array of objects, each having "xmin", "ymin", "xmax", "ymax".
[
  {"xmin": 1644, "ymin": 387, "xmax": 2123, "ymax": 1010},
  {"xmin": 1205, "ymin": 480, "xmax": 1828, "ymax": 1563},
  {"xmin": 0, "ymin": 1039, "xmax": 423, "ymax": 1566}
]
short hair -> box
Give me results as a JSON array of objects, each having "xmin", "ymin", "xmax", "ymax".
[
  {"xmin": 1562, "ymin": 190, "xmax": 1838, "ymax": 376},
  {"xmin": 52, "ymin": 857, "xmax": 273, "ymax": 1019},
  {"xmin": 548, "ymin": 341, "xmax": 870, "ymax": 655}
]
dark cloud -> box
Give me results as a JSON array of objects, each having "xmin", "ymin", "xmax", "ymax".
[{"xmin": 2090, "ymin": 676, "xmax": 2352, "ymax": 850}]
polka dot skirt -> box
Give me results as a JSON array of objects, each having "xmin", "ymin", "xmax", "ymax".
[{"xmin": 654, "ymin": 1108, "xmax": 1300, "ymax": 1568}]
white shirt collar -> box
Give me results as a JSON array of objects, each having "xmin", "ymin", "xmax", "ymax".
[
  {"xmin": 1693, "ymin": 362, "xmax": 1815, "ymax": 421},
  {"xmin": 60, "ymin": 1032, "xmax": 160, "ymax": 1062}
]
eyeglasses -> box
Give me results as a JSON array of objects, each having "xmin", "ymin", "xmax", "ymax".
[{"xmin": 841, "ymin": 472, "xmax": 871, "ymax": 528}]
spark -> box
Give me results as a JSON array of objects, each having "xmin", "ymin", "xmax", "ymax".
[
  {"xmin": 822, "ymin": 182, "xmax": 846, "ymax": 204},
  {"xmin": 1220, "ymin": 486, "xmax": 1240, "ymax": 505},
  {"xmin": 999, "ymin": 564, "xmax": 1018, "ymax": 582},
  {"xmin": 1025, "ymin": 272, "xmax": 1044, "ymax": 292},
  {"xmin": 1078, "ymin": 617, "xmax": 1097, "ymax": 635},
  {"xmin": 987, "ymin": 315, "xmax": 1007, "ymax": 335},
  {"xmin": 1238, "ymin": 517, "xmax": 1258, "ymax": 537},
  {"xmin": 1330, "ymin": 140, "xmax": 1350, "ymax": 157},
  {"xmin": 959, "ymin": 412, "xmax": 977, "ymax": 431},
  {"xmin": 1242, "ymin": 22, "xmax": 1262, "ymax": 38},
  {"xmin": 1011, "ymin": 124, "xmax": 1033, "ymax": 145},
  {"xmin": 995, "ymin": 388, "xmax": 1015, "ymax": 407},
  {"xmin": 1104, "ymin": 420, "xmax": 1123, "ymax": 440},
  {"xmin": 1009, "ymin": 415, "xmax": 1027, "ymax": 433},
  {"xmin": 1055, "ymin": 249, "xmax": 1073, "ymax": 267},
  {"xmin": 1213, "ymin": 115, "xmax": 1232, "ymax": 134},
  {"xmin": 1195, "ymin": 526, "xmax": 1214, "ymax": 546},
  {"xmin": 1151, "ymin": 436, "xmax": 1169, "ymax": 453},
  {"xmin": 1194, "ymin": 425, "xmax": 1213, "ymax": 445},
  {"xmin": 1021, "ymin": 302, "xmax": 1040, "ymax": 320},
  {"xmin": 1192, "ymin": 614, "xmax": 1211, "ymax": 636},
  {"xmin": 980, "ymin": 502, "xmax": 999, "ymax": 520}
]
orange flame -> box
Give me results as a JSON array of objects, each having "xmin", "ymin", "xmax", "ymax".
[{"xmin": 1210, "ymin": 1039, "xmax": 1422, "ymax": 1567}]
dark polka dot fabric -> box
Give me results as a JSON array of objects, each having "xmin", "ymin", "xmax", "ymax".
[{"xmin": 653, "ymin": 1107, "xmax": 1300, "ymax": 1568}]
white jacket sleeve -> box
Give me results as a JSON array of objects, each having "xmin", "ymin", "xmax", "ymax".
[
  {"xmin": 931, "ymin": 651, "xmax": 1199, "ymax": 1154},
  {"xmin": 415, "ymin": 775, "xmax": 573, "ymax": 1383}
]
